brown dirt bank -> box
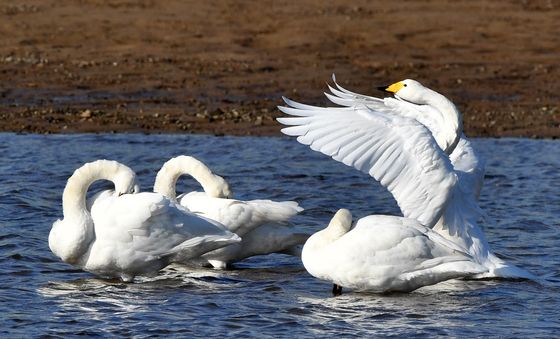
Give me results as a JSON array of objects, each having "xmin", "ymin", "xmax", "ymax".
[{"xmin": 0, "ymin": 0, "xmax": 558, "ymax": 137}]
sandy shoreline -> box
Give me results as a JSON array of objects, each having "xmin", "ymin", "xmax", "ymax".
[{"xmin": 0, "ymin": 0, "xmax": 558, "ymax": 137}]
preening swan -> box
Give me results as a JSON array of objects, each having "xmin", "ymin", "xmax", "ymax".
[
  {"xmin": 302, "ymin": 209, "xmax": 487, "ymax": 294},
  {"xmin": 154, "ymin": 155, "xmax": 308, "ymax": 269},
  {"xmin": 49, "ymin": 160, "xmax": 241, "ymax": 281},
  {"xmin": 278, "ymin": 75, "xmax": 533, "ymax": 279}
]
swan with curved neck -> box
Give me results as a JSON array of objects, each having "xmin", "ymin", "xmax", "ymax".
[
  {"xmin": 50, "ymin": 160, "xmax": 137, "ymax": 264},
  {"xmin": 302, "ymin": 209, "xmax": 487, "ymax": 294},
  {"xmin": 278, "ymin": 76, "xmax": 534, "ymax": 279},
  {"xmin": 49, "ymin": 160, "xmax": 240, "ymax": 281},
  {"xmin": 154, "ymin": 155, "xmax": 307, "ymax": 269},
  {"xmin": 154, "ymin": 155, "xmax": 231, "ymax": 200}
]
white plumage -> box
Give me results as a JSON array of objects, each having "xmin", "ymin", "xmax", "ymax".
[
  {"xmin": 302, "ymin": 209, "xmax": 487, "ymax": 293},
  {"xmin": 153, "ymin": 155, "xmax": 308, "ymax": 269},
  {"xmin": 49, "ymin": 160, "xmax": 241, "ymax": 282},
  {"xmin": 278, "ymin": 76, "xmax": 533, "ymax": 279}
]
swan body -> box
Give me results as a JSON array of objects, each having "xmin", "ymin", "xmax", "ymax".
[
  {"xmin": 278, "ymin": 76, "xmax": 533, "ymax": 279},
  {"xmin": 302, "ymin": 209, "xmax": 487, "ymax": 293},
  {"xmin": 49, "ymin": 160, "xmax": 241, "ymax": 281},
  {"xmin": 154, "ymin": 156, "xmax": 307, "ymax": 268}
]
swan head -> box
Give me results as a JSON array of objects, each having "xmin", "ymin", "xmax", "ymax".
[
  {"xmin": 378, "ymin": 79, "xmax": 429, "ymax": 104},
  {"xmin": 114, "ymin": 172, "xmax": 140, "ymax": 196},
  {"xmin": 154, "ymin": 155, "xmax": 232, "ymax": 199},
  {"xmin": 207, "ymin": 174, "xmax": 233, "ymax": 199},
  {"xmin": 379, "ymin": 79, "xmax": 462, "ymax": 154}
]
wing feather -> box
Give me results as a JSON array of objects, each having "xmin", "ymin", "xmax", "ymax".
[
  {"xmin": 327, "ymin": 84, "xmax": 354, "ymax": 99},
  {"xmin": 324, "ymin": 129, "xmax": 368, "ymax": 157},
  {"xmin": 324, "ymin": 92, "xmax": 355, "ymax": 106},
  {"xmin": 278, "ymin": 100, "xmax": 457, "ymax": 227},
  {"xmin": 327, "ymin": 77, "xmax": 447, "ymax": 148}
]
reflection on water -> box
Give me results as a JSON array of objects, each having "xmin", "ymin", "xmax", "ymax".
[{"xmin": 0, "ymin": 133, "xmax": 559, "ymax": 336}]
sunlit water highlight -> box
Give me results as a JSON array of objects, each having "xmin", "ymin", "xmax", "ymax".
[{"xmin": 0, "ymin": 133, "xmax": 558, "ymax": 337}]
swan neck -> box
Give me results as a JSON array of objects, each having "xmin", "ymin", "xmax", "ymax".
[
  {"xmin": 319, "ymin": 210, "xmax": 352, "ymax": 245},
  {"xmin": 325, "ymin": 224, "xmax": 348, "ymax": 241},
  {"xmin": 154, "ymin": 156, "xmax": 221, "ymax": 199},
  {"xmin": 62, "ymin": 161, "xmax": 132, "ymax": 218},
  {"xmin": 425, "ymin": 90, "xmax": 463, "ymax": 154}
]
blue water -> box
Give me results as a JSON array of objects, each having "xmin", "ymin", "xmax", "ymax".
[{"xmin": 0, "ymin": 133, "xmax": 558, "ymax": 337}]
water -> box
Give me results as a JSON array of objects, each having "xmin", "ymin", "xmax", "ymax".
[{"xmin": 0, "ymin": 133, "xmax": 558, "ymax": 337}]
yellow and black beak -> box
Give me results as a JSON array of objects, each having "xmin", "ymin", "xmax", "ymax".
[{"xmin": 377, "ymin": 81, "xmax": 405, "ymax": 93}]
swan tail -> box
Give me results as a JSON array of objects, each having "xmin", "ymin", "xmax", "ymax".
[{"xmin": 473, "ymin": 262, "xmax": 537, "ymax": 280}]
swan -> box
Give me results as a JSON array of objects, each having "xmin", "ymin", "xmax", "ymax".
[
  {"xmin": 153, "ymin": 155, "xmax": 308, "ymax": 269},
  {"xmin": 302, "ymin": 209, "xmax": 487, "ymax": 294},
  {"xmin": 278, "ymin": 75, "xmax": 533, "ymax": 279},
  {"xmin": 49, "ymin": 160, "xmax": 241, "ymax": 282}
]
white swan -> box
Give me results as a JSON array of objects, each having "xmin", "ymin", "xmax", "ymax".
[
  {"xmin": 153, "ymin": 155, "xmax": 308, "ymax": 269},
  {"xmin": 302, "ymin": 209, "xmax": 487, "ymax": 294},
  {"xmin": 49, "ymin": 160, "xmax": 241, "ymax": 281},
  {"xmin": 278, "ymin": 76, "xmax": 533, "ymax": 279}
]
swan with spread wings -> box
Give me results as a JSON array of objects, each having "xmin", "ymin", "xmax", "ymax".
[{"xmin": 278, "ymin": 75, "xmax": 533, "ymax": 279}]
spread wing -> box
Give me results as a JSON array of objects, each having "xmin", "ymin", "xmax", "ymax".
[
  {"xmin": 326, "ymin": 74, "xmax": 447, "ymax": 148},
  {"xmin": 278, "ymin": 77, "xmax": 488, "ymax": 238},
  {"xmin": 330, "ymin": 78, "xmax": 487, "ymax": 236},
  {"xmin": 329, "ymin": 78, "xmax": 487, "ymax": 231},
  {"xmin": 277, "ymin": 97, "xmax": 457, "ymax": 228}
]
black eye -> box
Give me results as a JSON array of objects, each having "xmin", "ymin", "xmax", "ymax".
[{"xmin": 404, "ymin": 84, "xmax": 407, "ymax": 87}]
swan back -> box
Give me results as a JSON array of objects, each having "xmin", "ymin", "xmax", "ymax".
[
  {"xmin": 154, "ymin": 155, "xmax": 232, "ymax": 199},
  {"xmin": 179, "ymin": 193, "xmax": 303, "ymax": 234},
  {"xmin": 303, "ymin": 212, "xmax": 487, "ymax": 292},
  {"xmin": 88, "ymin": 191, "xmax": 241, "ymax": 270}
]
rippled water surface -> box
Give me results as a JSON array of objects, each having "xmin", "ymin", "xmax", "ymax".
[{"xmin": 1, "ymin": 133, "xmax": 559, "ymax": 337}]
